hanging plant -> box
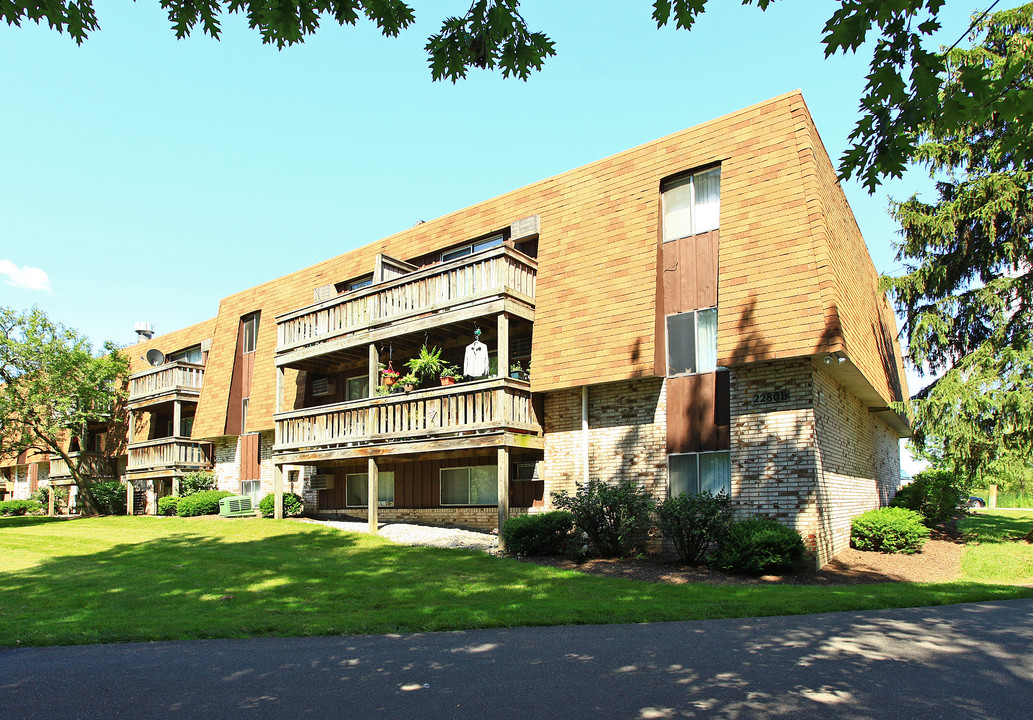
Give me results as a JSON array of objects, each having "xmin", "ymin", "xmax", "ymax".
[
  {"xmin": 380, "ymin": 360, "xmax": 400, "ymax": 386},
  {"xmin": 405, "ymin": 345, "xmax": 445, "ymax": 383}
]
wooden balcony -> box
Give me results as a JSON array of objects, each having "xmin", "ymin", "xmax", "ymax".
[
  {"xmin": 127, "ymin": 437, "xmax": 212, "ymax": 474},
  {"xmin": 274, "ymin": 377, "xmax": 542, "ymax": 461},
  {"xmin": 128, "ymin": 362, "xmax": 204, "ymax": 406},
  {"xmin": 49, "ymin": 452, "xmax": 115, "ymax": 480},
  {"xmin": 276, "ymin": 246, "xmax": 536, "ymax": 368}
]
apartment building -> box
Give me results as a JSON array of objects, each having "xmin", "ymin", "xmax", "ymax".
[{"xmin": 5, "ymin": 92, "xmax": 909, "ymax": 566}]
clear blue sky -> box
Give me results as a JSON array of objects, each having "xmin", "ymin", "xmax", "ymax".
[{"xmin": 0, "ymin": 1, "xmax": 1001, "ymax": 470}]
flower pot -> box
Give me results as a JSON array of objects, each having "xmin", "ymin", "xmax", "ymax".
[
  {"xmin": 440, "ymin": 376, "xmax": 456, "ymax": 386},
  {"xmin": 403, "ymin": 384, "xmax": 414, "ymax": 392},
  {"xmin": 383, "ymin": 376, "xmax": 396, "ymax": 387}
]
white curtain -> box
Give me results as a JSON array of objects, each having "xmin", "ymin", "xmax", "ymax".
[
  {"xmin": 662, "ymin": 176, "xmax": 694, "ymax": 242},
  {"xmin": 699, "ymin": 452, "xmax": 731, "ymax": 495},
  {"xmin": 693, "ymin": 168, "xmax": 721, "ymax": 233},
  {"xmin": 696, "ymin": 308, "xmax": 718, "ymax": 372}
]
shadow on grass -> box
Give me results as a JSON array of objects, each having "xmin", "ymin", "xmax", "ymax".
[
  {"xmin": 0, "ymin": 515, "xmax": 77, "ymax": 528},
  {"xmin": 1, "ymin": 519, "xmax": 1031, "ymax": 648},
  {"xmin": 962, "ymin": 512, "xmax": 1033, "ymax": 543}
]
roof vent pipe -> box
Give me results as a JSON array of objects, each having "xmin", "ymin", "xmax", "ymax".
[{"xmin": 134, "ymin": 322, "xmax": 155, "ymax": 343}]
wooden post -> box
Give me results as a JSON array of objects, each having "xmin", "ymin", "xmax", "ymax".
[
  {"xmin": 275, "ymin": 367, "xmax": 284, "ymax": 447},
  {"xmin": 274, "ymin": 463, "xmax": 284, "ymax": 519},
  {"xmin": 128, "ymin": 410, "xmax": 136, "ymax": 444},
  {"xmin": 173, "ymin": 400, "xmax": 182, "ymax": 438},
  {"xmin": 172, "ymin": 476, "xmax": 180, "ymax": 497},
  {"xmin": 126, "ymin": 482, "xmax": 134, "ymax": 516},
  {"xmin": 368, "ymin": 343, "xmax": 379, "ymax": 440},
  {"xmin": 48, "ymin": 485, "xmax": 55, "ymax": 517},
  {"xmin": 497, "ymin": 313, "xmax": 510, "ymax": 379},
  {"xmin": 368, "ymin": 457, "xmax": 379, "ymax": 532},
  {"xmin": 497, "ymin": 446, "xmax": 510, "ymax": 553},
  {"xmin": 989, "ymin": 484, "xmax": 998, "ymax": 509}
]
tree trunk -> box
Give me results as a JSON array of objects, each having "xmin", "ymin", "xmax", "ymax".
[{"xmin": 1024, "ymin": 525, "xmax": 1033, "ymax": 544}]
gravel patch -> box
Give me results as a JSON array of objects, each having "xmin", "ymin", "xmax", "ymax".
[{"xmin": 297, "ymin": 517, "xmax": 499, "ymax": 553}]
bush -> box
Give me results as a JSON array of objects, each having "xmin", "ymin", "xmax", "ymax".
[
  {"xmin": 892, "ymin": 468, "xmax": 969, "ymax": 526},
  {"xmin": 176, "ymin": 490, "xmax": 233, "ymax": 517},
  {"xmin": 31, "ymin": 485, "xmax": 69, "ymax": 508},
  {"xmin": 258, "ymin": 492, "xmax": 304, "ymax": 518},
  {"xmin": 88, "ymin": 481, "xmax": 127, "ymax": 515},
  {"xmin": 157, "ymin": 495, "xmax": 180, "ymax": 516},
  {"xmin": 851, "ymin": 507, "xmax": 930, "ymax": 554},
  {"xmin": 712, "ymin": 517, "xmax": 805, "ymax": 575},
  {"xmin": 0, "ymin": 499, "xmax": 43, "ymax": 516},
  {"xmin": 180, "ymin": 471, "xmax": 216, "ymax": 496},
  {"xmin": 502, "ymin": 511, "xmax": 574, "ymax": 556},
  {"xmin": 551, "ymin": 479, "xmax": 653, "ymax": 558},
  {"xmin": 654, "ymin": 490, "xmax": 733, "ymax": 565}
]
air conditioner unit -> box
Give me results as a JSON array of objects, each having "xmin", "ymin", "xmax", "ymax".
[
  {"xmin": 310, "ymin": 473, "xmax": 333, "ymax": 490},
  {"xmin": 510, "ymin": 215, "xmax": 540, "ymax": 242},
  {"xmin": 514, "ymin": 461, "xmax": 540, "ymax": 481},
  {"xmin": 311, "ymin": 378, "xmax": 336, "ymax": 397}
]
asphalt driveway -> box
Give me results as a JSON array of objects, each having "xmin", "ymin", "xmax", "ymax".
[{"xmin": 2, "ymin": 599, "xmax": 1031, "ymax": 719}]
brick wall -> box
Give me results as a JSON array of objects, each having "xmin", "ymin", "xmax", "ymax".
[
  {"xmin": 543, "ymin": 377, "xmax": 667, "ymax": 507},
  {"xmin": 812, "ymin": 365, "xmax": 902, "ymax": 566},
  {"xmin": 213, "ymin": 431, "xmax": 276, "ymax": 499},
  {"xmin": 322, "ymin": 506, "xmax": 529, "ymax": 532}
]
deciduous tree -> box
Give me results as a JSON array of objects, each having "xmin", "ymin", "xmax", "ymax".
[{"xmin": 0, "ymin": 307, "xmax": 129, "ymax": 514}]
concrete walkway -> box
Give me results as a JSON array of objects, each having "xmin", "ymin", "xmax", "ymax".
[{"xmin": 2, "ymin": 599, "xmax": 1031, "ymax": 719}]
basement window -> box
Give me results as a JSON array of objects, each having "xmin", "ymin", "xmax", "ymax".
[
  {"xmin": 345, "ymin": 472, "xmax": 395, "ymax": 507},
  {"xmin": 440, "ymin": 466, "xmax": 498, "ymax": 505}
]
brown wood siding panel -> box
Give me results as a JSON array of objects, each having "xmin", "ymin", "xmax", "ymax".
[
  {"xmin": 666, "ymin": 371, "xmax": 729, "ymax": 454},
  {"xmin": 240, "ymin": 433, "xmax": 260, "ymax": 481}
]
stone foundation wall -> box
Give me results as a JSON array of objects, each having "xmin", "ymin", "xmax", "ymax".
[
  {"xmin": 542, "ymin": 377, "xmax": 667, "ymax": 506},
  {"xmin": 318, "ymin": 506, "xmax": 530, "ymax": 532},
  {"xmin": 212, "ymin": 431, "xmax": 276, "ymax": 498}
]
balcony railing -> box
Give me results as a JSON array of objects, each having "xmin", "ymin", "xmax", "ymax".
[
  {"xmin": 276, "ymin": 246, "xmax": 537, "ymax": 355},
  {"xmin": 127, "ymin": 437, "xmax": 212, "ymax": 472},
  {"xmin": 274, "ymin": 377, "xmax": 540, "ymax": 453},
  {"xmin": 129, "ymin": 362, "xmax": 204, "ymax": 404},
  {"xmin": 49, "ymin": 452, "xmax": 115, "ymax": 480}
]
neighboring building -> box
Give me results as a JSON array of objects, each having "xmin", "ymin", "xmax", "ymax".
[{"xmin": 5, "ymin": 92, "xmax": 909, "ymax": 567}]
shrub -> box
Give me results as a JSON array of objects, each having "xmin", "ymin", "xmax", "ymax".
[
  {"xmin": 502, "ymin": 511, "xmax": 574, "ymax": 556},
  {"xmin": 180, "ymin": 471, "xmax": 216, "ymax": 496},
  {"xmin": 892, "ymin": 468, "xmax": 969, "ymax": 526},
  {"xmin": 712, "ymin": 517, "xmax": 805, "ymax": 575},
  {"xmin": 258, "ymin": 492, "xmax": 304, "ymax": 518},
  {"xmin": 654, "ymin": 490, "xmax": 733, "ymax": 565},
  {"xmin": 157, "ymin": 495, "xmax": 180, "ymax": 517},
  {"xmin": 0, "ymin": 499, "xmax": 43, "ymax": 516},
  {"xmin": 851, "ymin": 507, "xmax": 930, "ymax": 554},
  {"xmin": 551, "ymin": 479, "xmax": 653, "ymax": 558},
  {"xmin": 88, "ymin": 481, "xmax": 127, "ymax": 515},
  {"xmin": 176, "ymin": 490, "xmax": 233, "ymax": 517},
  {"xmin": 31, "ymin": 485, "xmax": 69, "ymax": 508}
]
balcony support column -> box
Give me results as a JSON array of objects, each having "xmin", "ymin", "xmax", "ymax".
[
  {"xmin": 368, "ymin": 457, "xmax": 379, "ymax": 533},
  {"xmin": 173, "ymin": 400, "xmax": 182, "ymax": 439},
  {"xmin": 48, "ymin": 485, "xmax": 55, "ymax": 517},
  {"xmin": 497, "ymin": 446, "xmax": 510, "ymax": 553},
  {"xmin": 368, "ymin": 343, "xmax": 379, "ymax": 438},
  {"xmin": 497, "ymin": 313, "xmax": 510, "ymax": 379},
  {"xmin": 274, "ymin": 463, "xmax": 284, "ymax": 520},
  {"xmin": 172, "ymin": 476, "xmax": 180, "ymax": 497},
  {"xmin": 128, "ymin": 410, "xmax": 136, "ymax": 445},
  {"xmin": 126, "ymin": 482, "xmax": 133, "ymax": 516}
]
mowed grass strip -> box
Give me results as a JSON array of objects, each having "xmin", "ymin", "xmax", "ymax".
[
  {"xmin": 1, "ymin": 515, "xmax": 1030, "ymax": 648},
  {"xmin": 959, "ymin": 510, "xmax": 1033, "ymax": 585}
]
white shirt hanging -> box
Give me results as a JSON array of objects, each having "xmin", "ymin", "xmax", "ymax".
[{"xmin": 464, "ymin": 340, "xmax": 490, "ymax": 377}]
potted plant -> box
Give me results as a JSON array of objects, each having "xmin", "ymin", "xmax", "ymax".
[
  {"xmin": 405, "ymin": 345, "xmax": 445, "ymax": 383},
  {"xmin": 439, "ymin": 363, "xmax": 461, "ymax": 386},
  {"xmin": 510, "ymin": 361, "xmax": 527, "ymax": 380},
  {"xmin": 399, "ymin": 372, "xmax": 419, "ymax": 392},
  {"xmin": 380, "ymin": 361, "xmax": 400, "ymax": 387}
]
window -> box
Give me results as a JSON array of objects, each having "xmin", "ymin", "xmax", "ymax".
[
  {"xmin": 241, "ymin": 397, "xmax": 249, "ymax": 431},
  {"xmin": 343, "ymin": 275, "xmax": 373, "ymax": 292},
  {"xmin": 440, "ymin": 466, "xmax": 498, "ymax": 505},
  {"xmin": 346, "ymin": 471, "xmax": 395, "ymax": 507},
  {"xmin": 168, "ymin": 345, "xmax": 202, "ymax": 364},
  {"xmin": 666, "ymin": 308, "xmax": 717, "ymax": 375},
  {"xmin": 662, "ymin": 167, "xmax": 720, "ymax": 242},
  {"xmin": 669, "ymin": 451, "xmax": 730, "ymax": 497},
  {"xmin": 241, "ymin": 313, "xmax": 259, "ymax": 354},
  {"xmin": 241, "ymin": 480, "xmax": 261, "ymax": 504},
  {"xmin": 346, "ymin": 375, "xmax": 369, "ymax": 401},
  {"xmin": 441, "ymin": 234, "xmax": 504, "ymax": 263}
]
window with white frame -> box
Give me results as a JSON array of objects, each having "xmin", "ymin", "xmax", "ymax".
[
  {"xmin": 346, "ymin": 471, "xmax": 395, "ymax": 507},
  {"xmin": 662, "ymin": 167, "xmax": 721, "ymax": 242},
  {"xmin": 669, "ymin": 451, "xmax": 730, "ymax": 497},
  {"xmin": 440, "ymin": 466, "xmax": 498, "ymax": 506},
  {"xmin": 441, "ymin": 234, "xmax": 504, "ymax": 263},
  {"xmin": 666, "ymin": 308, "xmax": 717, "ymax": 375},
  {"xmin": 241, "ymin": 480, "xmax": 261, "ymax": 504}
]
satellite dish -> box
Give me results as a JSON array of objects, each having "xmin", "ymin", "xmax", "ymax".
[{"xmin": 145, "ymin": 349, "xmax": 165, "ymax": 367}]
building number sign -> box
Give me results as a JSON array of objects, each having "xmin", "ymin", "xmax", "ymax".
[{"xmin": 753, "ymin": 389, "xmax": 790, "ymax": 404}]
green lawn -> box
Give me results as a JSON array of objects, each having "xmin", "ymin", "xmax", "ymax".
[
  {"xmin": 1, "ymin": 513, "xmax": 1031, "ymax": 648},
  {"xmin": 959, "ymin": 510, "xmax": 1033, "ymax": 584}
]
